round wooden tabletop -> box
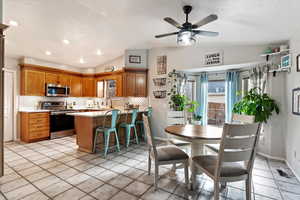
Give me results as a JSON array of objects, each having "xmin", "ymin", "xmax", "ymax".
[{"xmin": 165, "ymin": 124, "xmax": 223, "ymax": 140}]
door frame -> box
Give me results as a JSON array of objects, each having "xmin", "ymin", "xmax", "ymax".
[{"xmin": 3, "ymin": 68, "xmax": 17, "ymax": 141}]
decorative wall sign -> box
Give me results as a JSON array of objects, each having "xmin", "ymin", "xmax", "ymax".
[
  {"xmin": 153, "ymin": 78, "xmax": 166, "ymax": 86},
  {"xmin": 157, "ymin": 55, "xmax": 167, "ymax": 75},
  {"xmin": 280, "ymin": 54, "xmax": 291, "ymax": 69},
  {"xmin": 297, "ymin": 54, "xmax": 300, "ymax": 72},
  {"xmin": 204, "ymin": 52, "xmax": 223, "ymax": 66},
  {"xmin": 128, "ymin": 55, "xmax": 141, "ymax": 64},
  {"xmin": 292, "ymin": 88, "xmax": 300, "ymax": 115}
]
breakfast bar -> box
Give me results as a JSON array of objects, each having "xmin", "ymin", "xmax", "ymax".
[{"xmin": 68, "ymin": 110, "xmax": 145, "ymax": 153}]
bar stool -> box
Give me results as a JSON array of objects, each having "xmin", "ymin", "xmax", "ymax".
[
  {"xmin": 94, "ymin": 109, "xmax": 121, "ymax": 157},
  {"xmin": 119, "ymin": 108, "xmax": 139, "ymax": 147},
  {"xmin": 136, "ymin": 107, "xmax": 152, "ymax": 141}
]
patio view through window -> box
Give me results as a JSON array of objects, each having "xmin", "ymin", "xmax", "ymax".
[{"xmin": 208, "ymin": 80, "xmax": 225, "ymax": 125}]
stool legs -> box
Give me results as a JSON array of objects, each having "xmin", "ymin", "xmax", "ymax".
[{"xmin": 104, "ymin": 131, "xmax": 110, "ymax": 157}]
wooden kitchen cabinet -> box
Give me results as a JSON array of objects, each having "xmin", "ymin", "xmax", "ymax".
[
  {"xmin": 20, "ymin": 112, "xmax": 50, "ymax": 143},
  {"xmin": 123, "ymin": 71, "xmax": 147, "ymax": 97},
  {"xmin": 70, "ymin": 75, "xmax": 82, "ymax": 97},
  {"xmin": 135, "ymin": 73, "xmax": 147, "ymax": 97},
  {"xmin": 82, "ymin": 77, "xmax": 96, "ymax": 97},
  {"xmin": 21, "ymin": 69, "xmax": 46, "ymax": 96},
  {"xmin": 45, "ymin": 72, "xmax": 59, "ymax": 84},
  {"xmin": 58, "ymin": 74, "xmax": 71, "ymax": 87}
]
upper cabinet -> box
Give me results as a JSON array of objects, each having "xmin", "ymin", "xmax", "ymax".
[
  {"xmin": 70, "ymin": 75, "xmax": 82, "ymax": 97},
  {"xmin": 20, "ymin": 64, "xmax": 147, "ymax": 98},
  {"xmin": 21, "ymin": 69, "xmax": 45, "ymax": 96},
  {"xmin": 82, "ymin": 77, "xmax": 96, "ymax": 97},
  {"xmin": 123, "ymin": 70, "xmax": 147, "ymax": 97}
]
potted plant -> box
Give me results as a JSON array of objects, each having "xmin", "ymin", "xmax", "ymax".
[
  {"xmin": 233, "ymin": 88, "xmax": 280, "ymax": 123},
  {"xmin": 185, "ymin": 99, "xmax": 200, "ymax": 124},
  {"xmin": 192, "ymin": 114, "xmax": 202, "ymax": 125},
  {"xmin": 170, "ymin": 94, "xmax": 186, "ymax": 111}
]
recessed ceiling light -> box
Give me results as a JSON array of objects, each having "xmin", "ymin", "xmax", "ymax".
[
  {"xmin": 9, "ymin": 20, "xmax": 18, "ymax": 27},
  {"xmin": 79, "ymin": 58, "xmax": 85, "ymax": 64},
  {"xmin": 96, "ymin": 49, "xmax": 102, "ymax": 55},
  {"xmin": 45, "ymin": 51, "xmax": 52, "ymax": 55},
  {"xmin": 63, "ymin": 39, "xmax": 70, "ymax": 45}
]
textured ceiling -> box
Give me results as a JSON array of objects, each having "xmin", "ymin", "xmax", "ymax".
[{"xmin": 3, "ymin": 0, "xmax": 300, "ymax": 67}]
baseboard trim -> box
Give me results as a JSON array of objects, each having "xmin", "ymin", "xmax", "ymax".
[
  {"xmin": 257, "ymin": 152, "xmax": 300, "ymax": 182},
  {"xmin": 257, "ymin": 152, "xmax": 286, "ymax": 161}
]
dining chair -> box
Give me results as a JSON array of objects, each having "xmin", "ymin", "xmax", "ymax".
[
  {"xmin": 206, "ymin": 114, "xmax": 255, "ymax": 153},
  {"xmin": 119, "ymin": 108, "xmax": 139, "ymax": 147},
  {"xmin": 136, "ymin": 107, "xmax": 152, "ymax": 141},
  {"xmin": 94, "ymin": 109, "xmax": 121, "ymax": 157},
  {"xmin": 142, "ymin": 114, "xmax": 190, "ymax": 190},
  {"xmin": 192, "ymin": 123, "xmax": 261, "ymax": 200}
]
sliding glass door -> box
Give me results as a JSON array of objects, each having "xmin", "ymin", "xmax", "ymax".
[{"xmin": 207, "ymin": 80, "xmax": 225, "ymax": 126}]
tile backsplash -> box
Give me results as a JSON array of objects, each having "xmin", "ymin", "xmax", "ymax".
[{"xmin": 19, "ymin": 96, "xmax": 149, "ymax": 110}]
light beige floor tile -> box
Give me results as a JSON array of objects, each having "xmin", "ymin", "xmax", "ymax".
[
  {"xmin": 4, "ymin": 184, "xmax": 38, "ymax": 200},
  {"xmin": 18, "ymin": 166, "xmax": 43, "ymax": 177},
  {"xmin": 0, "ymin": 177, "xmax": 29, "ymax": 193},
  {"xmin": 48, "ymin": 164, "xmax": 70, "ymax": 174},
  {"xmin": 56, "ymin": 168, "xmax": 80, "ymax": 179},
  {"xmin": 73, "ymin": 162, "xmax": 95, "ymax": 171},
  {"xmin": 124, "ymin": 181, "xmax": 151, "ymax": 196},
  {"xmin": 124, "ymin": 168, "xmax": 145, "ymax": 179},
  {"xmin": 108, "ymin": 175, "xmax": 133, "ymax": 189},
  {"xmin": 90, "ymin": 184, "xmax": 119, "ymax": 200},
  {"xmin": 40, "ymin": 160, "xmax": 60, "ymax": 169},
  {"xmin": 41, "ymin": 180, "xmax": 73, "ymax": 197},
  {"xmin": 33, "ymin": 175, "xmax": 61, "ymax": 189},
  {"xmin": 0, "ymin": 172, "xmax": 21, "ymax": 184},
  {"xmin": 21, "ymin": 191, "xmax": 50, "ymax": 200},
  {"xmin": 25, "ymin": 170, "xmax": 52, "ymax": 182},
  {"xmin": 66, "ymin": 173, "xmax": 91, "ymax": 185},
  {"xmin": 94, "ymin": 170, "xmax": 118, "ymax": 182},
  {"xmin": 141, "ymin": 187, "xmax": 171, "ymax": 200},
  {"xmin": 77, "ymin": 177, "xmax": 104, "ymax": 193},
  {"xmin": 111, "ymin": 191, "xmax": 138, "ymax": 200},
  {"xmin": 84, "ymin": 166, "xmax": 106, "ymax": 176},
  {"xmin": 54, "ymin": 188, "xmax": 86, "ymax": 200},
  {"xmin": 80, "ymin": 195, "xmax": 96, "ymax": 200},
  {"xmin": 110, "ymin": 164, "xmax": 131, "ymax": 173}
]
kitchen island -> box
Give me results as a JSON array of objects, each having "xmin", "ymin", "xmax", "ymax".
[{"xmin": 67, "ymin": 109, "xmax": 146, "ymax": 153}]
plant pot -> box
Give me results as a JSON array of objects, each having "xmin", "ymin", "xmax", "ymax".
[{"xmin": 192, "ymin": 120, "xmax": 202, "ymax": 125}]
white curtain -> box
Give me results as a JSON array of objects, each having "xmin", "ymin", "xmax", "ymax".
[{"xmin": 249, "ymin": 64, "xmax": 269, "ymax": 93}]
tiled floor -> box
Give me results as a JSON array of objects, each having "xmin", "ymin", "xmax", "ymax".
[{"xmin": 1, "ymin": 136, "xmax": 300, "ymax": 200}]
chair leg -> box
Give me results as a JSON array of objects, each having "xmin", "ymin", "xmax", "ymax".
[
  {"xmin": 104, "ymin": 131, "xmax": 110, "ymax": 157},
  {"xmin": 246, "ymin": 177, "xmax": 252, "ymax": 200},
  {"xmin": 154, "ymin": 163, "xmax": 159, "ymax": 190},
  {"xmin": 93, "ymin": 131, "xmax": 98, "ymax": 153},
  {"xmin": 148, "ymin": 153, "xmax": 151, "ymax": 175},
  {"xmin": 214, "ymin": 180, "xmax": 220, "ymax": 200},
  {"xmin": 126, "ymin": 127, "xmax": 131, "ymax": 148},
  {"xmin": 184, "ymin": 161, "xmax": 189, "ymax": 188},
  {"xmin": 114, "ymin": 130, "xmax": 120, "ymax": 152},
  {"xmin": 133, "ymin": 126, "xmax": 139, "ymax": 145}
]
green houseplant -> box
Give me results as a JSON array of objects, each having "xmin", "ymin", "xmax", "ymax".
[
  {"xmin": 185, "ymin": 99, "xmax": 200, "ymax": 124},
  {"xmin": 233, "ymin": 88, "xmax": 279, "ymax": 123}
]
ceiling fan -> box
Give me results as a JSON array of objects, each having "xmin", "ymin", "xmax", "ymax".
[{"xmin": 155, "ymin": 5, "xmax": 219, "ymax": 46}]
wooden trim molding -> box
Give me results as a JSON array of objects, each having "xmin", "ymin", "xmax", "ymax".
[{"xmin": 19, "ymin": 63, "xmax": 139, "ymax": 77}]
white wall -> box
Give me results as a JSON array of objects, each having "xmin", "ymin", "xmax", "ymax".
[
  {"xmin": 148, "ymin": 44, "xmax": 267, "ymax": 138},
  {"xmin": 0, "ymin": 0, "xmax": 3, "ymax": 23},
  {"xmin": 285, "ymin": 37, "xmax": 300, "ymax": 178},
  {"xmin": 95, "ymin": 56, "xmax": 124, "ymax": 73}
]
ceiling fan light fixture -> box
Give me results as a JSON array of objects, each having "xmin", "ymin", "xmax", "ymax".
[{"xmin": 177, "ymin": 31, "xmax": 196, "ymax": 46}]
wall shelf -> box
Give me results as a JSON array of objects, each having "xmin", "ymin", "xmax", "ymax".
[{"xmin": 260, "ymin": 49, "xmax": 291, "ymax": 57}]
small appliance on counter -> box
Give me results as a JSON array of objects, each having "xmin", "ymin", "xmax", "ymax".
[{"xmin": 41, "ymin": 101, "xmax": 76, "ymax": 139}]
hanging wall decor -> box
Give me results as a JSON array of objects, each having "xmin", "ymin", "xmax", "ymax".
[
  {"xmin": 128, "ymin": 55, "xmax": 141, "ymax": 64},
  {"xmin": 157, "ymin": 55, "xmax": 167, "ymax": 75},
  {"xmin": 280, "ymin": 54, "xmax": 291, "ymax": 69},
  {"xmin": 296, "ymin": 54, "xmax": 300, "ymax": 72},
  {"xmin": 204, "ymin": 52, "xmax": 223, "ymax": 66},
  {"xmin": 292, "ymin": 88, "xmax": 300, "ymax": 115}
]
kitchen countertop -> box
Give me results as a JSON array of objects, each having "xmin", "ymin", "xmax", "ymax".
[
  {"xmin": 19, "ymin": 107, "xmax": 110, "ymax": 113},
  {"xmin": 19, "ymin": 109, "xmax": 51, "ymax": 113},
  {"xmin": 67, "ymin": 108, "xmax": 147, "ymax": 118}
]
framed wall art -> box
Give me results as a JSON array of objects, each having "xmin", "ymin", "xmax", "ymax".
[
  {"xmin": 280, "ymin": 54, "xmax": 291, "ymax": 69},
  {"xmin": 296, "ymin": 54, "xmax": 300, "ymax": 72},
  {"xmin": 292, "ymin": 88, "xmax": 300, "ymax": 115},
  {"xmin": 157, "ymin": 55, "xmax": 167, "ymax": 75},
  {"xmin": 128, "ymin": 55, "xmax": 141, "ymax": 64}
]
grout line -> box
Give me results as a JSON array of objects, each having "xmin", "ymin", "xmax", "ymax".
[{"xmin": 266, "ymin": 158, "xmax": 285, "ymax": 200}]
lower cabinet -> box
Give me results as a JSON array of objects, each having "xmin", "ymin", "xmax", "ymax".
[{"xmin": 20, "ymin": 112, "xmax": 50, "ymax": 142}]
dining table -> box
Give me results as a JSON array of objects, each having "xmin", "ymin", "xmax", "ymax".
[{"xmin": 164, "ymin": 124, "xmax": 223, "ymax": 186}]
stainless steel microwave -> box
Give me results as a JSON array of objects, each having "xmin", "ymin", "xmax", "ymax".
[{"xmin": 46, "ymin": 84, "xmax": 70, "ymax": 97}]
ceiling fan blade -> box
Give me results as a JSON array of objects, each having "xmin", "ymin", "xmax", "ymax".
[
  {"xmin": 192, "ymin": 14, "xmax": 218, "ymax": 29},
  {"xmin": 193, "ymin": 30, "xmax": 219, "ymax": 37},
  {"xmin": 164, "ymin": 17, "xmax": 182, "ymax": 29},
  {"xmin": 155, "ymin": 32, "xmax": 179, "ymax": 38}
]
